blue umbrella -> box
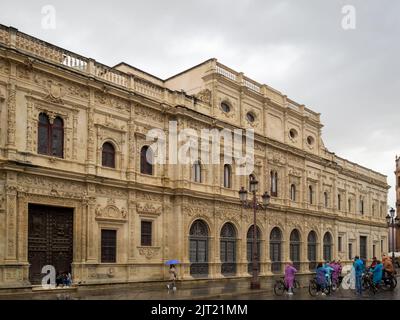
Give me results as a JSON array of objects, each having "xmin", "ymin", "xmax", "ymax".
[{"xmin": 165, "ymin": 259, "xmax": 180, "ymax": 265}]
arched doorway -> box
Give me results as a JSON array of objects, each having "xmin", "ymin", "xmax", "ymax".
[
  {"xmin": 307, "ymin": 231, "xmax": 317, "ymax": 271},
  {"xmin": 323, "ymin": 232, "xmax": 333, "ymax": 262},
  {"xmin": 270, "ymin": 227, "xmax": 282, "ymax": 273},
  {"xmin": 189, "ymin": 220, "xmax": 209, "ymax": 277},
  {"xmin": 290, "ymin": 229, "xmax": 301, "ymax": 271},
  {"xmin": 220, "ymin": 223, "xmax": 237, "ymax": 276},
  {"xmin": 247, "ymin": 225, "xmax": 261, "ymax": 274}
]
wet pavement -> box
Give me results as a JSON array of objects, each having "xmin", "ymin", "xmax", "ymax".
[{"xmin": 0, "ymin": 276, "xmax": 399, "ymax": 300}]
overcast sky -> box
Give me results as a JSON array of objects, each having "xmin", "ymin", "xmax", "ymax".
[{"xmin": 1, "ymin": 0, "xmax": 399, "ymax": 207}]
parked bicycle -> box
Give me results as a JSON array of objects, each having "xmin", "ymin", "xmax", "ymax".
[
  {"xmin": 308, "ymin": 277, "xmax": 331, "ymax": 296},
  {"xmin": 362, "ymin": 271, "xmax": 398, "ymax": 294},
  {"xmin": 274, "ymin": 277, "xmax": 300, "ymax": 296}
]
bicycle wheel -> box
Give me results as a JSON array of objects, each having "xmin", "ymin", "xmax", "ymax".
[
  {"xmin": 392, "ymin": 277, "xmax": 398, "ymax": 289},
  {"xmin": 308, "ymin": 279, "xmax": 318, "ymax": 297},
  {"xmin": 293, "ymin": 280, "xmax": 300, "ymax": 294},
  {"xmin": 274, "ymin": 280, "xmax": 285, "ymax": 296}
]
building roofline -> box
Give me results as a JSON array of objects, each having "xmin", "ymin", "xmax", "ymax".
[
  {"xmin": 113, "ymin": 62, "xmax": 165, "ymax": 82},
  {"xmin": 164, "ymin": 58, "xmax": 215, "ymax": 82}
]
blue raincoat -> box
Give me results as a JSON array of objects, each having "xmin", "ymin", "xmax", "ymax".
[
  {"xmin": 371, "ymin": 263, "xmax": 383, "ymax": 285},
  {"xmin": 316, "ymin": 266, "xmax": 327, "ymax": 288},
  {"xmin": 354, "ymin": 258, "xmax": 365, "ymax": 294}
]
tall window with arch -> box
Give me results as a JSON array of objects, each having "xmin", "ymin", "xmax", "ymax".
[
  {"xmin": 102, "ymin": 142, "xmax": 115, "ymax": 168},
  {"xmin": 192, "ymin": 160, "xmax": 202, "ymax": 183},
  {"xmin": 270, "ymin": 171, "xmax": 278, "ymax": 197},
  {"xmin": 140, "ymin": 146, "xmax": 153, "ymax": 175},
  {"xmin": 38, "ymin": 113, "xmax": 64, "ymax": 158},
  {"xmin": 223, "ymin": 164, "xmax": 232, "ymax": 188},
  {"xmin": 290, "ymin": 184, "xmax": 296, "ymax": 201}
]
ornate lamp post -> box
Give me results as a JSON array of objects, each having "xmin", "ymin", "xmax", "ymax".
[
  {"xmin": 239, "ymin": 178, "xmax": 270, "ymax": 290},
  {"xmin": 386, "ymin": 207, "xmax": 400, "ymax": 263}
]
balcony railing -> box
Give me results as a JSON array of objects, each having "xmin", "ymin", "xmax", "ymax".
[{"xmin": 0, "ymin": 25, "xmax": 165, "ymax": 102}]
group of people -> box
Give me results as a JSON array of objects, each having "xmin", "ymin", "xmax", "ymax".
[
  {"xmin": 352, "ymin": 254, "xmax": 395, "ymax": 294},
  {"xmin": 284, "ymin": 254, "xmax": 396, "ymax": 296},
  {"xmin": 284, "ymin": 260, "xmax": 343, "ymax": 295},
  {"xmin": 56, "ymin": 271, "xmax": 72, "ymax": 288}
]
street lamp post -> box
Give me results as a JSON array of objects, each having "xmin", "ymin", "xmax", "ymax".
[
  {"xmin": 386, "ymin": 207, "xmax": 400, "ymax": 263},
  {"xmin": 238, "ymin": 178, "xmax": 270, "ymax": 290}
]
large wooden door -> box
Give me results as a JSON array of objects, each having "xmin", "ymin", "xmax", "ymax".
[{"xmin": 28, "ymin": 204, "xmax": 73, "ymax": 284}]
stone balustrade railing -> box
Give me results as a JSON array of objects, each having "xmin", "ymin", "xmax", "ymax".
[{"xmin": 0, "ymin": 24, "xmax": 166, "ymax": 101}]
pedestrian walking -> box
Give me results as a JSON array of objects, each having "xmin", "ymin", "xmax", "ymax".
[
  {"xmin": 354, "ymin": 256, "xmax": 364, "ymax": 295},
  {"xmin": 284, "ymin": 262, "xmax": 297, "ymax": 295},
  {"xmin": 167, "ymin": 264, "xmax": 177, "ymax": 291}
]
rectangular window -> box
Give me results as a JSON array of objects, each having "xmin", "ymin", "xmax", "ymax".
[
  {"xmin": 381, "ymin": 240, "xmax": 384, "ymax": 253},
  {"xmin": 338, "ymin": 236, "xmax": 343, "ymax": 252},
  {"xmin": 101, "ymin": 229, "xmax": 116, "ymax": 263},
  {"xmin": 373, "ymin": 244, "xmax": 376, "ymax": 258},
  {"xmin": 360, "ymin": 236, "xmax": 367, "ymax": 259},
  {"xmin": 141, "ymin": 221, "xmax": 152, "ymax": 246},
  {"xmin": 348, "ymin": 243, "xmax": 353, "ymax": 260}
]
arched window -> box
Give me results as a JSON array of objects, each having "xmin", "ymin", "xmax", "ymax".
[
  {"xmin": 270, "ymin": 227, "xmax": 282, "ymax": 273},
  {"xmin": 309, "ymin": 186, "xmax": 313, "ymax": 204},
  {"xmin": 189, "ymin": 220, "xmax": 209, "ymax": 277},
  {"xmin": 290, "ymin": 229, "xmax": 301, "ymax": 271},
  {"xmin": 223, "ymin": 164, "xmax": 232, "ymax": 188},
  {"xmin": 37, "ymin": 113, "xmax": 64, "ymax": 158},
  {"xmin": 290, "ymin": 184, "xmax": 296, "ymax": 201},
  {"xmin": 140, "ymin": 146, "xmax": 153, "ymax": 175},
  {"xmin": 323, "ymin": 232, "xmax": 333, "ymax": 262},
  {"xmin": 192, "ymin": 160, "xmax": 202, "ymax": 183},
  {"xmin": 101, "ymin": 142, "xmax": 115, "ymax": 168},
  {"xmin": 247, "ymin": 225, "xmax": 261, "ymax": 274},
  {"xmin": 308, "ymin": 231, "xmax": 317, "ymax": 271},
  {"xmin": 338, "ymin": 194, "xmax": 342, "ymax": 211},
  {"xmin": 220, "ymin": 223, "xmax": 237, "ymax": 275},
  {"xmin": 324, "ymin": 192, "xmax": 329, "ymax": 208},
  {"xmin": 270, "ymin": 171, "xmax": 278, "ymax": 197}
]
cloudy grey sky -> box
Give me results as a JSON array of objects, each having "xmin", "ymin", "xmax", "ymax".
[{"xmin": 1, "ymin": 0, "xmax": 399, "ymax": 207}]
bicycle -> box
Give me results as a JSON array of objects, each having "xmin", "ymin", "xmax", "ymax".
[
  {"xmin": 362, "ymin": 272, "xmax": 379, "ymax": 294},
  {"xmin": 308, "ymin": 277, "xmax": 331, "ymax": 296},
  {"xmin": 273, "ymin": 277, "xmax": 300, "ymax": 296}
]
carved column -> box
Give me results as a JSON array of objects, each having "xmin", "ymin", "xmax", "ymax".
[
  {"xmin": 85, "ymin": 195, "xmax": 97, "ymax": 262},
  {"xmin": 86, "ymin": 88, "xmax": 96, "ymax": 174},
  {"xmin": 72, "ymin": 111, "xmax": 78, "ymax": 160},
  {"xmin": 127, "ymin": 103, "xmax": 136, "ymax": 181},
  {"xmin": 6, "ymin": 83, "xmax": 17, "ymax": 158},
  {"xmin": 5, "ymin": 185, "xmax": 18, "ymax": 262}
]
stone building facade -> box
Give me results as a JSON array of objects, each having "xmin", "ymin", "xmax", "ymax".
[{"xmin": 0, "ymin": 25, "xmax": 389, "ymax": 288}]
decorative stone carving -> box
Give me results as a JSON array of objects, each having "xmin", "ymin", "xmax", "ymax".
[
  {"xmin": 195, "ymin": 89, "xmax": 212, "ymax": 105},
  {"xmin": 95, "ymin": 203, "xmax": 127, "ymax": 221},
  {"xmin": 135, "ymin": 106, "xmax": 164, "ymax": 123},
  {"xmin": 138, "ymin": 246, "xmax": 160, "ymax": 260},
  {"xmin": 0, "ymin": 58, "xmax": 10, "ymax": 74},
  {"xmin": 136, "ymin": 202, "xmax": 162, "ymax": 216},
  {"xmin": 6, "ymin": 87, "xmax": 16, "ymax": 146}
]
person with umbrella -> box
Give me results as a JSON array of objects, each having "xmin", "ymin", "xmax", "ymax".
[{"xmin": 166, "ymin": 260, "xmax": 179, "ymax": 291}]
